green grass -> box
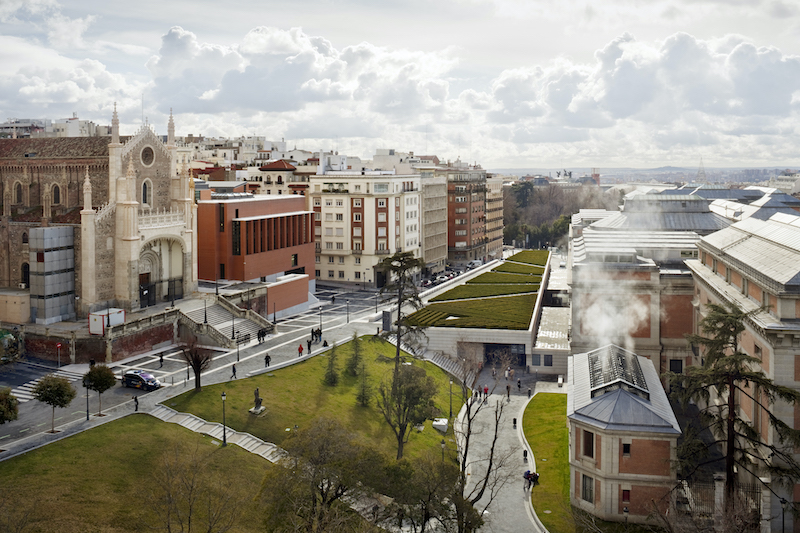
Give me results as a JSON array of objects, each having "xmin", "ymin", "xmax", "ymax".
[
  {"xmin": 429, "ymin": 283, "xmax": 539, "ymax": 302},
  {"xmin": 523, "ymin": 393, "xmax": 572, "ymax": 533},
  {"xmin": 467, "ymin": 272, "xmax": 541, "ymax": 285},
  {"xmin": 169, "ymin": 337, "xmax": 464, "ymax": 460},
  {"xmin": 492, "ymin": 262, "xmax": 545, "ymax": 275},
  {"xmin": 0, "ymin": 415, "xmax": 266, "ymax": 533},
  {"xmin": 408, "ymin": 293, "xmax": 536, "ymax": 329},
  {"xmin": 508, "ymin": 250, "xmax": 550, "ymax": 265}
]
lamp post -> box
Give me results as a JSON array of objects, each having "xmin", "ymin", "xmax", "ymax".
[
  {"xmin": 346, "ymin": 300, "xmax": 349, "ymax": 323},
  {"xmin": 781, "ymin": 498, "xmax": 788, "ymax": 533},
  {"xmin": 231, "ymin": 313, "xmax": 235, "ymax": 340},
  {"xmin": 449, "ymin": 379, "xmax": 453, "ymax": 418},
  {"xmin": 170, "ymin": 280, "xmax": 175, "ymax": 307},
  {"xmin": 221, "ymin": 391, "xmax": 227, "ymax": 447},
  {"xmin": 319, "ymin": 303, "xmax": 322, "ymax": 329},
  {"xmin": 56, "ymin": 342, "xmax": 61, "ymax": 368},
  {"xmin": 623, "ymin": 507, "xmax": 628, "ymax": 528},
  {"xmin": 235, "ymin": 331, "xmax": 240, "ymax": 362},
  {"xmin": 203, "ymin": 297, "xmax": 208, "ymax": 324},
  {"xmin": 375, "ymin": 292, "xmax": 378, "ymax": 313},
  {"xmin": 215, "ymin": 275, "xmax": 219, "ymax": 296},
  {"xmin": 84, "ymin": 376, "xmax": 89, "ymax": 421},
  {"xmin": 441, "ymin": 439, "xmax": 445, "ymax": 462},
  {"xmin": 273, "ymin": 302, "xmax": 276, "ymax": 324}
]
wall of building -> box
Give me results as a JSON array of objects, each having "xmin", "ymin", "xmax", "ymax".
[{"xmin": 0, "ymin": 291, "xmax": 30, "ymax": 323}]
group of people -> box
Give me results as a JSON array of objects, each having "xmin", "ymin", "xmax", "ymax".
[
  {"xmin": 310, "ymin": 328, "xmax": 323, "ymax": 343},
  {"xmin": 257, "ymin": 328, "xmax": 269, "ymax": 343},
  {"xmin": 523, "ymin": 470, "xmax": 540, "ymax": 490}
]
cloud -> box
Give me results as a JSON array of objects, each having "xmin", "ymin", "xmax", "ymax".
[{"xmin": 45, "ymin": 12, "xmax": 95, "ymax": 49}]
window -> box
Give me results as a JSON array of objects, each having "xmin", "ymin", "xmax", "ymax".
[
  {"xmin": 353, "ymin": 227, "xmax": 362, "ymax": 236},
  {"xmin": 315, "ymin": 255, "xmax": 320, "ymax": 263},
  {"xmin": 378, "ymin": 213, "xmax": 387, "ymax": 222},
  {"xmin": 315, "ymin": 212, "xmax": 321, "ymax": 220},
  {"xmin": 336, "ymin": 213, "xmax": 343, "ymax": 221},
  {"xmin": 15, "ymin": 183, "xmax": 22, "ymax": 204},
  {"xmin": 336, "ymin": 242, "xmax": 344, "ymax": 249},
  {"xmin": 314, "ymin": 198, "xmax": 321, "ymax": 206},
  {"xmin": 581, "ymin": 475, "xmax": 594, "ymax": 503},
  {"xmin": 219, "ymin": 204, "xmax": 225, "ymax": 232},
  {"xmin": 583, "ymin": 430, "xmax": 594, "ymax": 458},
  {"xmin": 622, "ymin": 489, "xmax": 630, "ymax": 503},
  {"xmin": 456, "ymin": 207, "xmax": 467, "ymax": 214},
  {"xmin": 338, "ymin": 271, "xmax": 345, "ymax": 279},
  {"xmin": 325, "ymin": 199, "xmax": 333, "ymax": 206},
  {"xmin": 531, "ymin": 354, "xmax": 540, "ymax": 366},
  {"xmin": 355, "ymin": 272, "xmax": 361, "ymax": 279},
  {"xmin": 22, "ymin": 233, "xmax": 28, "ymax": 244},
  {"xmin": 315, "ymin": 269, "xmax": 320, "ymax": 277},
  {"xmin": 354, "ymin": 199, "xmax": 362, "ymax": 207},
  {"xmin": 325, "ymin": 242, "xmax": 333, "ymax": 249},
  {"xmin": 141, "ymin": 182, "xmax": 148, "ymax": 205},
  {"xmin": 315, "ymin": 227, "xmax": 322, "ymax": 236},
  {"xmin": 378, "ymin": 199, "xmax": 386, "ymax": 208},
  {"xmin": 355, "ymin": 257, "xmax": 361, "ymax": 264},
  {"xmin": 231, "ymin": 221, "xmax": 241, "ymax": 255},
  {"xmin": 325, "ymin": 213, "xmax": 333, "ymax": 221},
  {"xmin": 378, "ymin": 227, "xmax": 387, "ymax": 237},
  {"xmin": 354, "ymin": 185, "xmax": 361, "ymax": 192},
  {"xmin": 354, "ymin": 241, "xmax": 362, "ymax": 251},
  {"xmin": 328, "ymin": 270, "xmax": 334, "ymax": 278},
  {"xmin": 622, "ymin": 443, "xmax": 631, "ymax": 456},
  {"xmin": 291, "ymin": 254, "xmax": 298, "ymax": 267},
  {"xmin": 325, "ymin": 228, "xmax": 333, "ymax": 236},
  {"xmin": 338, "ymin": 257, "xmax": 344, "ymax": 264},
  {"xmin": 52, "ymin": 184, "xmax": 60, "ymax": 205},
  {"xmin": 336, "ymin": 228, "xmax": 343, "ymax": 236},
  {"xmin": 328, "ymin": 256, "xmax": 334, "ymax": 263},
  {"xmin": 455, "ymin": 230, "xmax": 467, "ymax": 236},
  {"xmin": 336, "ymin": 199, "xmax": 343, "ymax": 206},
  {"xmin": 754, "ymin": 344, "xmax": 762, "ymax": 359},
  {"xmin": 544, "ymin": 354, "xmax": 552, "ymax": 366},
  {"xmin": 375, "ymin": 183, "xmax": 389, "ymax": 193},
  {"xmin": 354, "ymin": 213, "xmax": 362, "ymax": 222},
  {"xmin": 456, "ymin": 196, "xmax": 467, "ymax": 202}
]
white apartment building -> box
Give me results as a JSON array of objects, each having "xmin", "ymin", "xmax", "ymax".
[
  {"xmin": 486, "ymin": 174, "xmax": 504, "ymax": 260},
  {"xmin": 308, "ymin": 170, "xmax": 421, "ymax": 288}
]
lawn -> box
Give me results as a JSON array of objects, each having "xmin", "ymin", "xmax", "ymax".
[
  {"xmin": 467, "ymin": 272, "xmax": 541, "ymax": 285},
  {"xmin": 492, "ymin": 262, "xmax": 545, "ymax": 275},
  {"xmin": 429, "ymin": 283, "xmax": 539, "ymax": 302},
  {"xmin": 508, "ymin": 250, "xmax": 550, "ymax": 265},
  {"xmin": 0, "ymin": 415, "xmax": 266, "ymax": 533},
  {"xmin": 408, "ymin": 293, "xmax": 536, "ymax": 329},
  {"xmin": 168, "ymin": 336, "xmax": 465, "ymax": 460},
  {"xmin": 523, "ymin": 393, "xmax": 572, "ymax": 533}
]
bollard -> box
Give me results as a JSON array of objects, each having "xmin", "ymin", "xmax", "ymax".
[
  {"xmin": 513, "ymin": 417, "xmax": 517, "ymax": 429},
  {"xmin": 523, "ymin": 449, "xmax": 528, "ymax": 462}
]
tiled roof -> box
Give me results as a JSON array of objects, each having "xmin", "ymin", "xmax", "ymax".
[
  {"xmin": 0, "ymin": 137, "xmax": 111, "ymax": 159},
  {"xmin": 259, "ymin": 160, "xmax": 296, "ymax": 171}
]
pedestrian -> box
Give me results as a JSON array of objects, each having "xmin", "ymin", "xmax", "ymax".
[
  {"xmin": 159, "ymin": 354, "xmax": 163, "ymax": 368},
  {"xmin": 527, "ymin": 387, "xmax": 531, "ymax": 398},
  {"xmin": 298, "ymin": 344, "xmax": 303, "ymax": 357},
  {"xmin": 323, "ymin": 340, "xmax": 328, "ymax": 347},
  {"xmin": 133, "ymin": 395, "xmax": 139, "ymax": 412},
  {"xmin": 265, "ymin": 353, "xmax": 271, "ymax": 367},
  {"xmin": 506, "ymin": 384, "xmax": 511, "ymax": 400},
  {"xmin": 231, "ymin": 364, "xmax": 237, "ymax": 379},
  {"xmin": 475, "ymin": 387, "xmax": 480, "ymax": 400},
  {"xmin": 307, "ymin": 339, "xmax": 312, "ymax": 353},
  {"xmin": 492, "ymin": 367, "xmax": 497, "ymax": 378},
  {"xmin": 517, "ymin": 378, "xmax": 521, "ymax": 392},
  {"xmin": 331, "ymin": 295, "xmax": 335, "ymax": 304},
  {"xmin": 483, "ymin": 384, "xmax": 488, "ymax": 398},
  {"xmin": 532, "ymin": 472, "xmax": 539, "ymax": 486},
  {"xmin": 311, "ymin": 328, "xmax": 315, "ymax": 341},
  {"xmin": 504, "ymin": 369, "xmax": 508, "ymax": 380},
  {"xmin": 524, "ymin": 470, "xmax": 531, "ymax": 490}
]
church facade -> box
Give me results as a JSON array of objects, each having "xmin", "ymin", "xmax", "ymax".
[{"xmin": 0, "ymin": 108, "xmax": 197, "ymax": 323}]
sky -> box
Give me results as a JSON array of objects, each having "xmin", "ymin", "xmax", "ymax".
[{"xmin": 1, "ymin": 0, "xmax": 799, "ymax": 170}]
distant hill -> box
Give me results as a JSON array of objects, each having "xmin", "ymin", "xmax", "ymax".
[{"xmin": 647, "ymin": 166, "xmax": 690, "ymax": 172}]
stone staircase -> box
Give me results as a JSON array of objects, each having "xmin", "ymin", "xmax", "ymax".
[
  {"xmin": 426, "ymin": 351, "xmax": 478, "ymax": 388},
  {"xmin": 183, "ymin": 303, "xmax": 264, "ymax": 345},
  {"xmin": 149, "ymin": 405, "xmax": 286, "ymax": 463}
]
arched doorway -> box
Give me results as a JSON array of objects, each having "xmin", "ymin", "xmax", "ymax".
[
  {"xmin": 21, "ymin": 263, "xmax": 29, "ymax": 287},
  {"xmin": 139, "ymin": 238, "xmax": 185, "ymax": 308}
]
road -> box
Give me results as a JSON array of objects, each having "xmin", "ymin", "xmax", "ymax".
[{"xmin": 0, "ymin": 285, "xmax": 387, "ymax": 447}]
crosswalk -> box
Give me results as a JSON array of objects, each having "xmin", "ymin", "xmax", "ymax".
[{"xmin": 11, "ymin": 369, "xmax": 85, "ymax": 403}]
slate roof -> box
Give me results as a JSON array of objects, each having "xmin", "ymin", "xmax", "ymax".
[
  {"xmin": 0, "ymin": 137, "xmax": 113, "ymax": 159},
  {"xmin": 568, "ymin": 345, "xmax": 681, "ymax": 435}
]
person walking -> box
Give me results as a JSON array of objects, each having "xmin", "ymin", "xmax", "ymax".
[
  {"xmin": 133, "ymin": 396, "xmax": 139, "ymax": 412},
  {"xmin": 307, "ymin": 339, "xmax": 312, "ymax": 353},
  {"xmin": 298, "ymin": 344, "xmax": 304, "ymax": 357},
  {"xmin": 264, "ymin": 353, "xmax": 271, "ymax": 367},
  {"xmin": 231, "ymin": 364, "xmax": 237, "ymax": 379},
  {"xmin": 331, "ymin": 295, "xmax": 335, "ymax": 305},
  {"xmin": 506, "ymin": 384, "xmax": 511, "ymax": 401},
  {"xmin": 159, "ymin": 354, "xmax": 164, "ymax": 368},
  {"xmin": 517, "ymin": 378, "xmax": 521, "ymax": 393},
  {"xmin": 483, "ymin": 384, "xmax": 489, "ymax": 397},
  {"xmin": 311, "ymin": 328, "xmax": 316, "ymax": 341}
]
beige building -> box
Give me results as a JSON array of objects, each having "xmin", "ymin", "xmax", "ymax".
[
  {"xmin": 420, "ymin": 169, "xmax": 448, "ymax": 276},
  {"xmin": 486, "ymin": 174, "xmax": 504, "ymax": 261},
  {"xmin": 309, "ymin": 170, "xmax": 421, "ymax": 288}
]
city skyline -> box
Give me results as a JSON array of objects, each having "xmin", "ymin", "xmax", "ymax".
[{"xmin": 1, "ymin": 0, "xmax": 799, "ymax": 169}]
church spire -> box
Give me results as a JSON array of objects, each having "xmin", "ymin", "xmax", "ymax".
[
  {"xmin": 83, "ymin": 166, "xmax": 92, "ymax": 210},
  {"xmin": 167, "ymin": 108, "xmax": 175, "ymax": 146},
  {"xmin": 112, "ymin": 102, "xmax": 119, "ymax": 144}
]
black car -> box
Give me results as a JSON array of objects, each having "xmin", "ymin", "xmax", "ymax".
[{"xmin": 122, "ymin": 370, "xmax": 161, "ymax": 391}]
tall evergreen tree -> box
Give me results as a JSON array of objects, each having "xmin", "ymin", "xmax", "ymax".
[
  {"xmin": 345, "ymin": 333, "xmax": 362, "ymax": 377},
  {"xmin": 323, "ymin": 345, "xmax": 339, "ymax": 386},
  {"xmin": 670, "ymin": 302, "xmax": 800, "ymax": 518}
]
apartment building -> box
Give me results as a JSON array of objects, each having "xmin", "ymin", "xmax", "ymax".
[
  {"xmin": 420, "ymin": 170, "xmax": 448, "ymax": 276},
  {"xmin": 687, "ymin": 213, "xmax": 800, "ymax": 530},
  {"xmin": 485, "ymin": 174, "xmax": 504, "ymax": 261},
  {"xmin": 308, "ymin": 170, "xmax": 421, "ymax": 288},
  {"xmin": 435, "ymin": 160, "xmax": 487, "ymax": 266}
]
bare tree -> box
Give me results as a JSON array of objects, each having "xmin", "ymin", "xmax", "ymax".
[
  {"xmin": 180, "ymin": 336, "xmax": 214, "ymax": 391},
  {"xmin": 142, "ymin": 443, "xmax": 243, "ymax": 533}
]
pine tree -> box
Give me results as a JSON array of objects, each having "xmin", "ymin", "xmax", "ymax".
[
  {"xmin": 323, "ymin": 345, "xmax": 339, "ymax": 386},
  {"xmin": 345, "ymin": 333, "xmax": 362, "ymax": 377},
  {"xmin": 670, "ymin": 302, "xmax": 800, "ymax": 518},
  {"xmin": 356, "ymin": 362, "xmax": 371, "ymax": 407}
]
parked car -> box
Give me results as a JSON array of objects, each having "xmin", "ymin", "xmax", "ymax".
[
  {"xmin": 122, "ymin": 370, "xmax": 161, "ymax": 391},
  {"xmin": 466, "ymin": 259, "xmax": 483, "ymax": 269}
]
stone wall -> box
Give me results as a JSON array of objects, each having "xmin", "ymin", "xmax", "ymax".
[{"xmin": 110, "ymin": 323, "xmax": 173, "ymax": 361}]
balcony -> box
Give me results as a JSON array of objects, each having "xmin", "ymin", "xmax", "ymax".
[
  {"xmin": 352, "ymin": 249, "xmax": 362, "ymax": 255},
  {"xmin": 375, "ymin": 249, "xmax": 390, "ymax": 255},
  {"xmin": 322, "ymin": 188, "xmax": 350, "ymax": 194}
]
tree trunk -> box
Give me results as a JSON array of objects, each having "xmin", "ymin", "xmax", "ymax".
[
  {"xmin": 97, "ymin": 391, "xmax": 102, "ymax": 415},
  {"xmin": 51, "ymin": 406, "xmax": 55, "ymax": 433},
  {"xmin": 194, "ymin": 368, "xmax": 201, "ymax": 390},
  {"xmin": 725, "ymin": 374, "xmax": 736, "ymax": 514}
]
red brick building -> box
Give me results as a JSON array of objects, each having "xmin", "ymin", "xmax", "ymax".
[{"xmin": 197, "ymin": 191, "xmax": 315, "ymax": 313}]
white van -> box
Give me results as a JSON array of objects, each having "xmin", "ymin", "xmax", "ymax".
[{"xmin": 466, "ymin": 259, "xmax": 483, "ymax": 269}]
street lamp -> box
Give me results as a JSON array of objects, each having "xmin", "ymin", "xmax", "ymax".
[
  {"xmin": 623, "ymin": 507, "xmax": 628, "ymax": 527},
  {"xmin": 231, "ymin": 313, "xmax": 235, "ymax": 340},
  {"xmin": 84, "ymin": 376, "xmax": 89, "ymax": 421},
  {"xmin": 375, "ymin": 292, "xmax": 378, "ymax": 313},
  {"xmin": 235, "ymin": 331, "xmax": 240, "ymax": 362},
  {"xmin": 441, "ymin": 439, "xmax": 446, "ymax": 462},
  {"xmin": 319, "ymin": 303, "xmax": 322, "ymax": 329},
  {"xmin": 203, "ymin": 297, "xmax": 208, "ymax": 324},
  {"xmin": 56, "ymin": 342, "xmax": 61, "ymax": 368},
  {"xmin": 346, "ymin": 300, "xmax": 349, "ymax": 323},
  {"xmin": 221, "ymin": 391, "xmax": 227, "ymax": 447},
  {"xmin": 449, "ymin": 379, "xmax": 453, "ymax": 418},
  {"xmin": 781, "ymin": 498, "xmax": 788, "ymax": 533}
]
